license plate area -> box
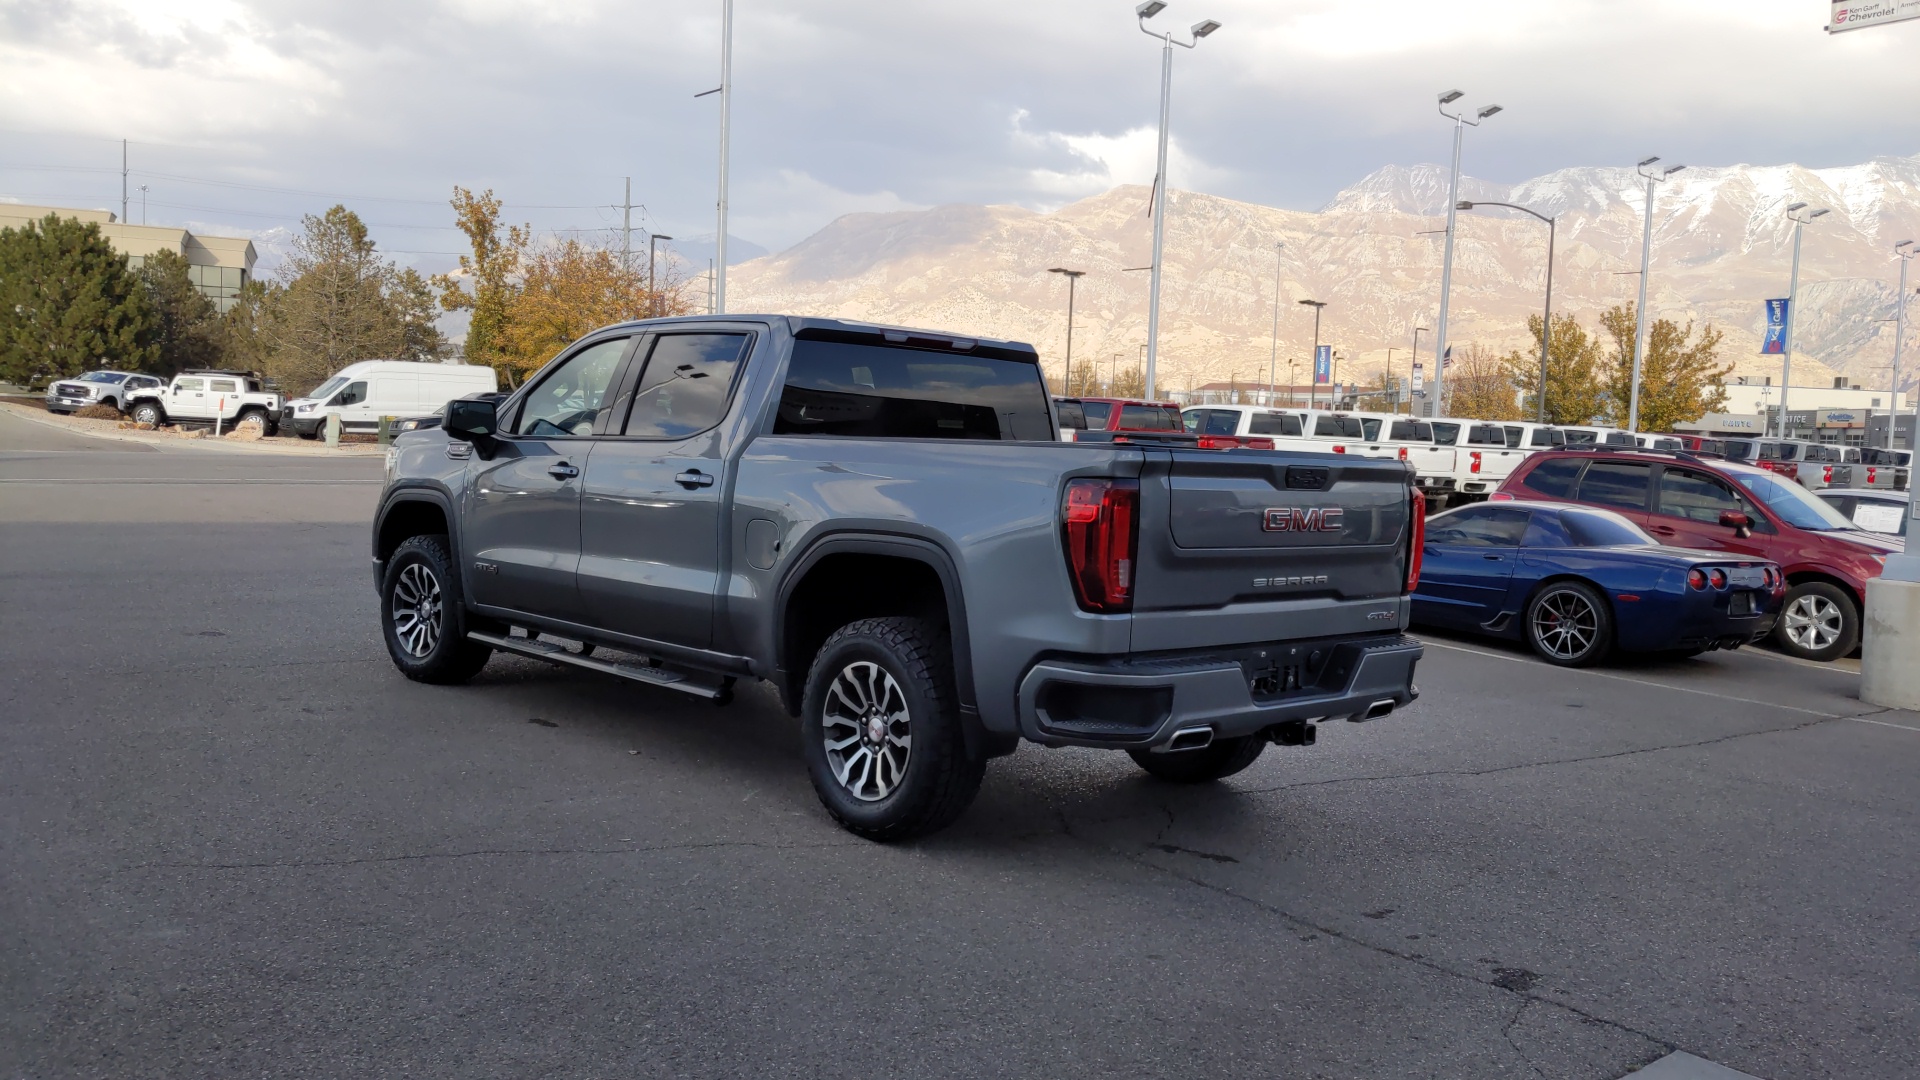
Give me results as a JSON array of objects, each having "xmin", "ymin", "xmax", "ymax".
[{"xmin": 1729, "ymin": 592, "xmax": 1756, "ymax": 616}]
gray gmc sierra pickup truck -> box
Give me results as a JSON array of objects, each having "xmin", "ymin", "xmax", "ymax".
[{"xmin": 371, "ymin": 316, "xmax": 1425, "ymax": 840}]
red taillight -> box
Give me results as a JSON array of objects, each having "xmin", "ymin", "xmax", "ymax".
[
  {"xmin": 1488, "ymin": 491, "xmax": 1517, "ymax": 502},
  {"xmin": 1406, "ymin": 489, "xmax": 1426, "ymax": 592},
  {"xmin": 1709, "ymin": 568, "xmax": 1728, "ymax": 589},
  {"xmin": 1398, "ymin": 446, "xmax": 1409, "ymax": 461},
  {"xmin": 1062, "ymin": 478, "xmax": 1140, "ymax": 614},
  {"xmin": 1688, "ymin": 569, "xmax": 1708, "ymax": 590},
  {"xmin": 1822, "ymin": 465, "xmax": 1833, "ymax": 484},
  {"xmin": 1332, "ymin": 445, "xmax": 1347, "ymax": 454},
  {"xmin": 1242, "ymin": 437, "xmax": 1274, "ymax": 450},
  {"xmin": 1779, "ymin": 462, "xmax": 1799, "ymax": 480},
  {"xmin": 1470, "ymin": 451, "xmax": 1482, "ymax": 474},
  {"xmin": 1196, "ymin": 435, "xmax": 1232, "ymax": 449}
]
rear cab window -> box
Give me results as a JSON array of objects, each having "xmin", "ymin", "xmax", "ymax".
[
  {"xmin": 1313, "ymin": 416, "xmax": 1365, "ymax": 438},
  {"xmin": 1249, "ymin": 412, "xmax": 1303, "ymax": 437},
  {"xmin": 1118, "ymin": 404, "xmax": 1181, "ymax": 431},
  {"xmin": 1081, "ymin": 401, "xmax": 1113, "ymax": 429},
  {"xmin": 773, "ymin": 335, "xmax": 1053, "ymax": 441},
  {"xmin": 1056, "ymin": 400, "xmax": 1088, "ymax": 430}
]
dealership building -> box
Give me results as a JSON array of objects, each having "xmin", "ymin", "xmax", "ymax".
[
  {"xmin": 0, "ymin": 204, "xmax": 257, "ymax": 313},
  {"xmin": 1673, "ymin": 378, "xmax": 1910, "ymax": 446}
]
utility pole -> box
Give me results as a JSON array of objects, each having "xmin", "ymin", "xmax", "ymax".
[
  {"xmin": 1892, "ymin": 240, "xmax": 1915, "ymax": 450},
  {"xmin": 121, "ymin": 139, "xmax": 128, "ymax": 224},
  {"xmin": 1048, "ymin": 267, "xmax": 1086, "ymax": 392},
  {"xmin": 1299, "ymin": 299, "xmax": 1326, "ymax": 409}
]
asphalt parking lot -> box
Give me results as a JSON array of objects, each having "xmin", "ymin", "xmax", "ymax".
[{"xmin": 3, "ymin": 407, "xmax": 1917, "ymax": 1080}]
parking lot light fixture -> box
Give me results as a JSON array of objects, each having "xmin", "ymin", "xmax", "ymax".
[
  {"xmin": 1138, "ymin": 2, "xmax": 1222, "ymax": 400},
  {"xmin": 1459, "ymin": 200, "xmax": 1557, "ymax": 423},
  {"xmin": 1777, "ymin": 202, "xmax": 1831, "ymax": 435},
  {"xmin": 1431, "ymin": 89, "xmax": 1502, "ymax": 418},
  {"xmin": 1628, "ymin": 157, "xmax": 1685, "ymax": 433},
  {"xmin": 1048, "ymin": 267, "xmax": 1087, "ymax": 389},
  {"xmin": 1298, "ymin": 298, "xmax": 1326, "ymax": 409},
  {"xmin": 1888, "ymin": 240, "xmax": 1914, "ymax": 451}
]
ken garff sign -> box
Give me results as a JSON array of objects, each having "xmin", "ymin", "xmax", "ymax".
[
  {"xmin": 1314, "ymin": 345, "xmax": 1332, "ymax": 384},
  {"xmin": 1828, "ymin": 0, "xmax": 1920, "ymax": 32},
  {"xmin": 1762, "ymin": 298, "xmax": 1790, "ymax": 354}
]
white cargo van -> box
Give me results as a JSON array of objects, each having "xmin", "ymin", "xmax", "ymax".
[{"xmin": 283, "ymin": 361, "xmax": 498, "ymax": 439}]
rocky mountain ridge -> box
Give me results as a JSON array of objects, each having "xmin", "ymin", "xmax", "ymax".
[{"xmin": 730, "ymin": 154, "xmax": 1920, "ymax": 398}]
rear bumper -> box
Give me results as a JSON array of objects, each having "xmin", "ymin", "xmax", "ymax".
[{"xmin": 1014, "ymin": 633, "xmax": 1424, "ymax": 749}]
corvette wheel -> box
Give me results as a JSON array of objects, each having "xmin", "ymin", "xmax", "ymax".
[{"xmin": 1526, "ymin": 581, "xmax": 1613, "ymax": 667}]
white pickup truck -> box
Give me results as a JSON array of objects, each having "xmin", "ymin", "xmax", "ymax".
[
  {"xmin": 1181, "ymin": 405, "xmax": 1460, "ymax": 502},
  {"xmin": 126, "ymin": 370, "xmax": 285, "ymax": 435}
]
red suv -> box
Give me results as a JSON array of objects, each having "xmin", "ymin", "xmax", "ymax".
[
  {"xmin": 1494, "ymin": 447, "xmax": 1900, "ymax": 661},
  {"xmin": 1055, "ymin": 397, "xmax": 1184, "ymax": 437}
]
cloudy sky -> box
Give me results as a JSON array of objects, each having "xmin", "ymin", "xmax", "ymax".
[{"xmin": 3, "ymin": 0, "xmax": 1918, "ymax": 279}]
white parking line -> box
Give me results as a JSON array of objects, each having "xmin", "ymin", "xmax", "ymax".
[{"xmin": 1420, "ymin": 638, "xmax": 1917, "ymax": 732}]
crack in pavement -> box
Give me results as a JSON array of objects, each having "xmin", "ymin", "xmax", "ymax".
[
  {"xmin": 122, "ymin": 838, "xmax": 862, "ymax": 872},
  {"xmin": 1502, "ymin": 998, "xmax": 1548, "ymax": 1080}
]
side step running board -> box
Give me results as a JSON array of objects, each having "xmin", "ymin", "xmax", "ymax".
[{"xmin": 467, "ymin": 630, "xmax": 732, "ymax": 702}]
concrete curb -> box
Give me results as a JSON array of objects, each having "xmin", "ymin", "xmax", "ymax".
[{"xmin": 0, "ymin": 402, "xmax": 385, "ymax": 457}]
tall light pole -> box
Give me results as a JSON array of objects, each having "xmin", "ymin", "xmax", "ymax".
[
  {"xmin": 1137, "ymin": 1, "xmax": 1221, "ymax": 401},
  {"xmin": 648, "ymin": 234, "xmax": 673, "ymax": 318},
  {"xmin": 1287, "ymin": 359, "xmax": 1299, "ymax": 406},
  {"xmin": 1628, "ymin": 157, "xmax": 1686, "ymax": 433},
  {"xmin": 1049, "ymin": 267, "xmax": 1086, "ymax": 392},
  {"xmin": 1892, "ymin": 240, "xmax": 1915, "ymax": 450},
  {"xmin": 1267, "ymin": 241, "xmax": 1284, "ymax": 406},
  {"xmin": 1460, "ymin": 200, "xmax": 1556, "ymax": 424},
  {"xmin": 1431, "ymin": 90, "xmax": 1502, "ymax": 418},
  {"xmin": 698, "ymin": 0, "xmax": 734, "ymax": 315},
  {"xmin": 1299, "ymin": 299, "xmax": 1326, "ymax": 410},
  {"xmin": 1410, "ymin": 325, "xmax": 1428, "ymax": 416},
  {"xmin": 1777, "ymin": 201, "xmax": 1830, "ymax": 437}
]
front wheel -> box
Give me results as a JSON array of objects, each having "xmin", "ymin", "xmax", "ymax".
[
  {"xmin": 130, "ymin": 402, "xmax": 164, "ymax": 426},
  {"xmin": 1525, "ymin": 581, "xmax": 1613, "ymax": 667},
  {"xmin": 1128, "ymin": 736, "xmax": 1266, "ymax": 783},
  {"xmin": 800, "ymin": 616, "xmax": 984, "ymax": 841},
  {"xmin": 1773, "ymin": 581, "xmax": 1858, "ymax": 662},
  {"xmin": 380, "ymin": 534, "xmax": 492, "ymax": 684},
  {"xmin": 234, "ymin": 409, "xmax": 269, "ymax": 435}
]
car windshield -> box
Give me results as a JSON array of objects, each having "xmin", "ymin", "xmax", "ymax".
[
  {"xmin": 309, "ymin": 376, "xmax": 348, "ymax": 400},
  {"xmin": 1562, "ymin": 509, "xmax": 1657, "ymax": 547},
  {"xmin": 1738, "ymin": 470, "xmax": 1857, "ymax": 530},
  {"xmin": 81, "ymin": 372, "xmax": 127, "ymax": 383}
]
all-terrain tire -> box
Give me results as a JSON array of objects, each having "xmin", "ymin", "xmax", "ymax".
[
  {"xmin": 1773, "ymin": 581, "xmax": 1859, "ymax": 663},
  {"xmin": 800, "ymin": 616, "xmax": 985, "ymax": 842},
  {"xmin": 130, "ymin": 401, "xmax": 164, "ymax": 426},
  {"xmin": 1128, "ymin": 735, "xmax": 1266, "ymax": 783},
  {"xmin": 380, "ymin": 534, "xmax": 492, "ymax": 684}
]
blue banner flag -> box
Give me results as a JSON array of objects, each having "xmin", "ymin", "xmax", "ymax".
[
  {"xmin": 1314, "ymin": 345, "xmax": 1332, "ymax": 384},
  {"xmin": 1762, "ymin": 299, "xmax": 1790, "ymax": 354}
]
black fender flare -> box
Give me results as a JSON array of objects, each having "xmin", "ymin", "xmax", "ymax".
[
  {"xmin": 774, "ymin": 532, "xmax": 1008, "ymax": 759},
  {"xmin": 371, "ymin": 486, "xmax": 461, "ymax": 584}
]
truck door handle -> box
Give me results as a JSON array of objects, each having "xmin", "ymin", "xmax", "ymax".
[
  {"xmin": 1649, "ymin": 525, "xmax": 1676, "ymax": 536},
  {"xmin": 675, "ymin": 470, "xmax": 715, "ymax": 489},
  {"xmin": 547, "ymin": 462, "xmax": 580, "ymax": 480}
]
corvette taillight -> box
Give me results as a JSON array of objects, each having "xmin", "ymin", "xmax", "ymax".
[
  {"xmin": 1062, "ymin": 478, "xmax": 1140, "ymax": 614},
  {"xmin": 1406, "ymin": 488, "xmax": 1426, "ymax": 592},
  {"xmin": 1709, "ymin": 568, "xmax": 1728, "ymax": 589},
  {"xmin": 1688, "ymin": 569, "xmax": 1708, "ymax": 590}
]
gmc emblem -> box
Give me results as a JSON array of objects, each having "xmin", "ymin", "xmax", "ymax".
[{"xmin": 1263, "ymin": 507, "xmax": 1344, "ymax": 533}]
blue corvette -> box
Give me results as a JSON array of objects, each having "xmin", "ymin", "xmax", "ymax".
[{"xmin": 1412, "ymin": 501, "xmax": 1785, "ymax": 666}]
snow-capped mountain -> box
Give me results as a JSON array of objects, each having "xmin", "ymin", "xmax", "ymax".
[{"xmin": 730, "ymin": 154, "xmax": 1920, "ymax": 396}]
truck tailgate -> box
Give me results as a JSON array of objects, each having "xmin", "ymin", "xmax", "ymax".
[{"xmin": 1130, "ymin": 448, "xmax": 1415, "ymax": 652}]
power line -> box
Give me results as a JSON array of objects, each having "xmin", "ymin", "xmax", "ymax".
[{"xmin": 0, "ymin": 161, "xmax": 602, "ymax": 209}]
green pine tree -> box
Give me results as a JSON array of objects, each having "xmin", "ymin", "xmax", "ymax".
[
  {"xmin": 136, "ymin": 249, "xmax": 226, "ymax": 374},
  {"xmin": 0, "ymin": 213, "xmax": 158, "ymax": 384}
]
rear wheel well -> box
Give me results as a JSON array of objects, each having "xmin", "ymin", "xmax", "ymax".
[
  {"xmin": 1518, "ymin": 573, "xmax": 1615, "ymax": 628},
  {"xmin": 782, "ymin": 553, "xmax": 950, "ymax": 712},
  {"xmin": 377, "ymin": 500, "xmax": 451, "ymax": 563}
]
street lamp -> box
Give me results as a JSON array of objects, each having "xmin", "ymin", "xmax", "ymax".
[
  {"xmin": 1137, "ymin": 1, "xmax": 1222, "ymax": 400},
  {"xmin": 1460, "ymin": 200, "xmax": 1557, "ymax": 423},
  {"xmin": 1431, "ymin": 90, "xmax": 1503, "ymax": 417},
  {"xmin": 648, "ymin": 234, "xmax": 673, "ymax": 318},
  {"xmin": 1891, "ymin": 240, "xmax": 1915, "ymax": 450},
  {"xmin": 1267, "ymin": 241, "xmax": 1284, "ymax": 407},
  {"xmin": 1298, "ymin": 299, "xmax": 1326, "ymax": 409},
  {"xmin": 1627, "ymin": 157, "xmax": 1686, "ymax": 433},
  {"xmin": 1777, "ymin": 200, "xmax": 1831, "ymax": 437},
  {"xmin": 1048, "ymin": 267, "xmax": 1086, "ymax": 392}
]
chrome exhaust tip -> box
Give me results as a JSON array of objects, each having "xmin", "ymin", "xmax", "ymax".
[
  {"xmin": 1350, "ymin": 698, "xmax": 1396, "ymax": 722},
  {"xmin": 1160, "ymin": 726, "xmax": 1215, "ymax": 752}
]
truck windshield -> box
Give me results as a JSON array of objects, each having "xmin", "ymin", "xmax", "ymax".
[
  {"xmin": 309, "ymin": 376, "xmax": 348, "ymax": 400},
  {"xmin": 775, "ymin": 338, "xmax": 1053, "ymax": 441},
  {"xmin": 80, "ymin": 372, "xmax": 128, "ymax": 384}
]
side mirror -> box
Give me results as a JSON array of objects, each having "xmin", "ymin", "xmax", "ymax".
[
  {"xmin": 1719, "ymin": 510, "xmax": 1753, "ymax": 538},
  {"xmin": 444, "ymin": 398, "xmax": 498, "ymax": 441}
]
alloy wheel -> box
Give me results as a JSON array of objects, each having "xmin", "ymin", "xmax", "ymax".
[
  {"xmin": 390, "ymin": 563, "xmax": 443, "ymax": 658},
  {"xmin": 1782, "ymin": 594, "xmax": 1843, "ymax": 652},
  {"xmin": 821, "ymin": 660, "xmax": 912, "ymax": 802},
  {"xmin": 1532, "ymin": 588, "xmax": 1598, "ymax": 661}
]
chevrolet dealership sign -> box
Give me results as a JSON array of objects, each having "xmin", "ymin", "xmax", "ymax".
[{"xmin": 1828, "ymin": 0, "xmax": 1920, "ymax": 32}]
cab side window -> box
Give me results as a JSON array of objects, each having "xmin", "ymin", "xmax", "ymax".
[
  {"xmin": 174, "ymin": 377, "xmax": 205, "ymax": 393},
  {"xmin": 333, "ymin": 381, "xmax": 367, "ymax": 407},
  {"xmin": 513, "ymin": 338, "xmax": 629, "ymax": 437},
  {"xmin": 621, "ymin": 333, "xmax": 750, "ymax": 438},
  {"xmin": 1200, "ymin": 410, "xmax": 1239, "ymax": 436},
  {"xmin": 209, "ymin": 379, "xmax": 239, "ymax": 394},
  {"xmin": 1576, "ymin": 462, "xmax": 1653, "ymax": 511},
  {"xmin": 1427, "ymin": 507, "xmax": 1531, "ymax": 547}
]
